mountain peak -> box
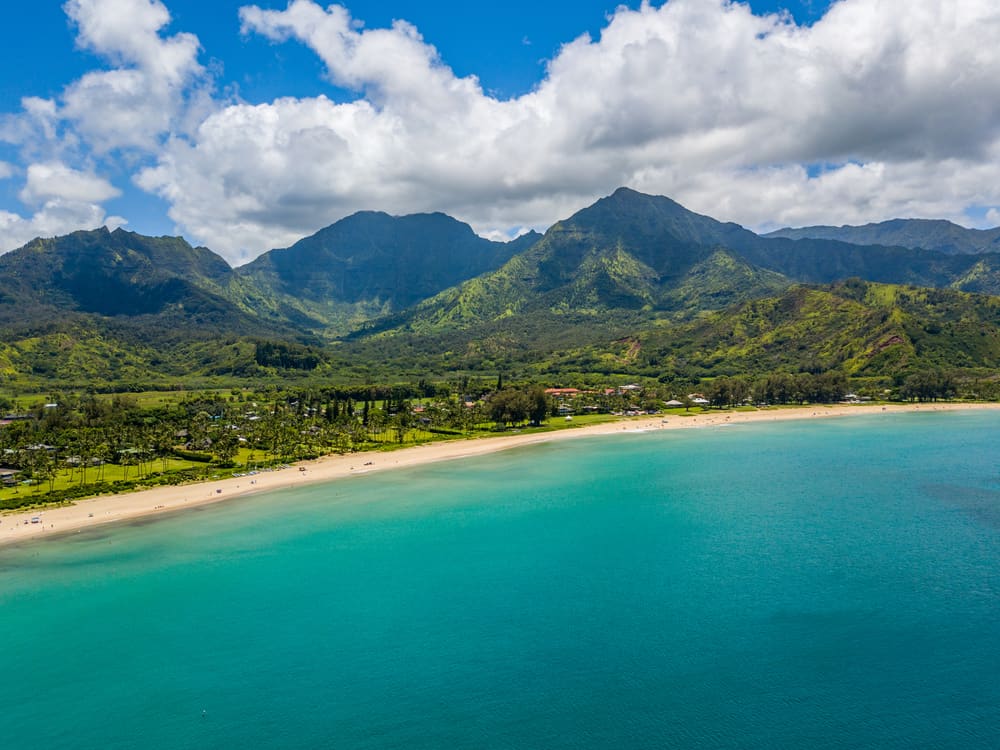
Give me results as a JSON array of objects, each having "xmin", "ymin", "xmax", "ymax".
[
  {"xmin": 237, "ymin": 208, "xmax": 531, "ymax": 316},
  {"xmin": 609, "ymin": 186, "xmax": 644, "ymax": 198},
  {"xmin": 602, "ymin": 186, "xmax": 682, "ymax": 209},
  {"xmin": 558, "ymin": 188, "xmax": 758, "ymax": 255}
]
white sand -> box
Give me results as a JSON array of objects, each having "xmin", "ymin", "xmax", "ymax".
[{"xmin": 2, "ymin": 402, "xmax": 995, "ymax": 547}]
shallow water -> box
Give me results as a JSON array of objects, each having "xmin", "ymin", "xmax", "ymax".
[{"xmin": 2, "ymin": 411, "xmax": 998, "ymax": 749}]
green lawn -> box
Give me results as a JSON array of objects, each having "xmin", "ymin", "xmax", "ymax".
[{"xmin": 1, "ymin": 456, "xmax": 209, "ymax": 506}]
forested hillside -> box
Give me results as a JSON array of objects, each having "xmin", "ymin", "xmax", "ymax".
[
  {"xmin": 2, "ymin": 189, "xmax": 1000, "ymax": 389},
  {"xmin": 233, "ymin": 212, "xmax": 540, "ymax": 335}
]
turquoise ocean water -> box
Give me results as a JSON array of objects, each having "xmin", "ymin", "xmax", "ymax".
[{"xmin": 1, "ymin": 411, "xmax": 999, "ymax": 749}]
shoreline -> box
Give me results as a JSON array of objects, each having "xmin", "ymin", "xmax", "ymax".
[{"xmin": 2, "ymin": 401, "xmax": 996, "ymax": 548}]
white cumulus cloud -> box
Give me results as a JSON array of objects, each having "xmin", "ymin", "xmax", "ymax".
[
  {"xmin": 128, "ymin": 0, "xmax": 1000, "ymax": 264},
  {"xmin": 60, "ymin": 0, "xmax": 207, "ymax": 152},
  {"xmin": 6, "ymin": 0, "xmax": 1000, "ymax": 263},
  {"xmin": 19, "ymin": 162, "xmax": 121, "ymax": 206},
  {"xmin": 2, "ymin": 1, "xmax": 207, "ymax": 157}
]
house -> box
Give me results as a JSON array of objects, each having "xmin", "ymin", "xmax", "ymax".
[{"xmin": 0, "ymin": 467, "xmax": 20, "ymax": 486}]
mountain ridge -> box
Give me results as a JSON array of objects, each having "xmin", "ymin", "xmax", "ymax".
[
  {"xmin": 5, "ymin": 189, "xmax": 1000, "ymax": 386},
  {"xmin": 765, "ymin": 218, "xmax": 1000, "ymax": 255},
  {"xmin": 229, "ymin": 211, "xmax": 540, "ymax": 335}
]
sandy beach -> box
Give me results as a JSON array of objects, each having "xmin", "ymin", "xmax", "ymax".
[{"xmin": 2, "ymin": 401, "xmax": 995, "ymax": 547}]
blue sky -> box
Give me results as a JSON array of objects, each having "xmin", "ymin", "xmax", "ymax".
[
  {"xmin": 0, "ymin": 2, "xmax": 829, "ymax": 107},
  {"xmin": 2, "ymin": 1, "xmax": 999, "ymax": 264}
]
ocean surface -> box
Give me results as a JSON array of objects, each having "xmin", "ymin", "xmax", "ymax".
[{"xmin": 1, "ymin": 410, "xmax": 999, "ymax": 749}]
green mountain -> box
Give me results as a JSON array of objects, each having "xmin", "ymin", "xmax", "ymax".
[
  {"xmin": 551, "ymin": 190, "xmax": 976, "ymax": 290},
  {"xmin": 0, "ymin": 228, "xmax": 319, "ymax": 387},
  {"xmin": 0, "ymin": 227, "xmax": 234, "ymax": 322},
  {"xmin": 335, "ymin": 190, "xmax": 801, "ymax": 379},
  {"xmin": 6, "ymin": 188, "xmax": 1000, "ymax": 387},
  {"xmin": 350, "ymin": 187, "xmax": 1000, "ymax": 344},
  {"xmin": 339, "ymin": 278, "xmax": 1000, "ymax": 381},
  {"xmin": 367, "ymin": 188, "xmax": 791, "ymax": 332},
  {"xmin": 336, "ymin": 190, "xmax": 1000, "ymax": 381},
  {"xmin": 0, "ymin": 213, "xmax": 542, "ymax": 385},
  {"xmin": 765, "ymin": 219, "xmax": 1000, "ymax": 255},
  {"xmin": 662, "ymin": 249, "xmax": 790, "ymax": 312},
  {"xmin": 392, "ymin": 189, "xmax": 1000, "ymax": 320},
  {"xmin": 234, "ymin": 211, "xmax": 540, "ymax": 335},
  {"xmin": 566, "ymin": 193, "xmax": 1000, "ymax": 294}
]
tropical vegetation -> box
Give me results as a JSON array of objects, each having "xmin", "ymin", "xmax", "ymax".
[{"xmin": 2, "ymin": 187, "xmax": 1000, "ymax": 508}]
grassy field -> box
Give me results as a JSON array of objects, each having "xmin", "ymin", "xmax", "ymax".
[{"xmin": 0, "ymin": 456, "xmax": 210, "ymax": 505}]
